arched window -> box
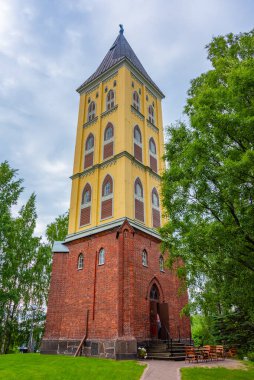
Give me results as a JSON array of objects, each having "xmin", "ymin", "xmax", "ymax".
[
  {"xmin": 149, "ymin": 137, "xmax": 157, "ymax": 173},
  {"xmin": 103, "ymin": 123, "xmax": 114, "ymax": 160},
  {"xmin": 101, "ymin": 175, "xmax": 113, "ymax": 219},
  {"xmin": 142, "ymin": 250, "xmax": 148, "ymax": 267},
  {"xmin": 134, "ymin": 178, "xmax": 144, "ymax": 222},
  {"xmin": 150, "ymin": 284, "xmax": 160, "ymax": 300},
  {"xmin": 152, "ymin": 188, "xmax": 161, "ymax": 228},
  {"xmin": 77, "ymin": 253, "xmax": 84, "ymax": 270},
  {"xmin": 84, "ymin": 133, "xmax": 94, "ymax": 169},
  {"xmin": 133, "ymin": 125, "xmax": 142, "ymax": 162},
  {"xmin": 159, "ymin": 256, "xmax": 164, "ymax": 272},
  {"xmin": 98, "ymin": 248, "xmax": 105, "ymax": 265},
  {"xmin": 133, "ymin": 91, "xmax": 140, "ymax": 111},
  {"xmin": 87, "ymin": 101, "xmax": 96, "ymax": 122},
  {"xmin": 148, "ymin": 105, "xmax": 155, "ymax": 125},
  {"xmin": 80, "ymin": 183, "xmax": 92, "ymax": 226},
  {"xmin": 106, "ymin": 90, "xmax": 115, "ymax": 111}
]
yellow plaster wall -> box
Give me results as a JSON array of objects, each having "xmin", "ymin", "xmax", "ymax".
[{"xmin": 68, "ymin": 64, "xmax": 166, "ymax": 235}]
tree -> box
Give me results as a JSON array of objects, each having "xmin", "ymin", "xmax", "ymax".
[
  {"xmin": 0, "ymin": 162, "xmax": 51, "ymax": 353},
  {"xmin": 45, "ymin": 211, "xmax": 69, "ymax": 247},
  {"xmin": 160, "ymin": 30, "xmax": 254, "ymax": 350}
]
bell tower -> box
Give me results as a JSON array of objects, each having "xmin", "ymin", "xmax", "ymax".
[
  {"xmin": 68, "ymin": 25, "xmax": 165, "ymax": 237},
  {"xmin": 41, "ymin": 27, "xmax": 191, "ymax": 359}
]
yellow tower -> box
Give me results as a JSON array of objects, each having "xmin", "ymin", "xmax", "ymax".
[{"xmin": 67, "ymin": 25, "xmax": 165, "ymax": 241}]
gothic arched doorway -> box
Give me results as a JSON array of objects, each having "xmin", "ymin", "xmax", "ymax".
[{"xmin": 149, "ymin": 283, "xmax": 169, "ymax": 340}]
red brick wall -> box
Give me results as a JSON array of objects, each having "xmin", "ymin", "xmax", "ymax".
[{"xmin": 43, "ymin": 222, "xmax": 191, "ymax": 343}]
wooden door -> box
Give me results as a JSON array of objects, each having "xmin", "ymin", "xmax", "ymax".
[
  {"xmin": 150, "ymin": 301, "xmax": 157, "ymax": 339},
  {"xmin": 158, "ymin": 303, "xmax": 169, "ymax": 340}
]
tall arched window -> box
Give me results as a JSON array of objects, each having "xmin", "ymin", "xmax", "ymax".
[
  {"xmin": 77, "ymin": 253, "xmax": 84, "ymax": 270},
  {"xmin": 142, "ymin": 250, "xmax": 148, "ymax": 267},
  {"xmin": 106, "ymin": 90, "xmax": 115, "ymax": 110},
  {"xmin": 148, "ymin": 105, "xmax": 155, "ymax": 125},
  {"xmin": 134, "ymin": 178, "xmax": 144, "ymax": 222},
  {"xmin": 133, "ymin": 91, "xmax": 140, "ymax": 111},
  {"xmin": 101, "ymin": 175, "xmax": 113, "ymax": 219},
  {"xmin": 103, "ymin": 123, "xmax": 114, "ymax": 160},
  {"xmin": 159, "ymin": 256, "xmax": 164, "ymax": 272},
  {"xmin": 133, "ymin": 125, "xmax": 142, "ymax": 162},
  {"xmin": 84, "ymin": 133, "xmax": 94, "ymax": 169},
  {"xmin": 80, "ymin": 183, "xmax": 91, "ymax": 226},
  {"xmin": 149, "ymin": 137, "xmax": 157, "ymax": 173},
  {"xmin": 87, "ymin": 101, "xmax": 96, "ymax": 122},
  {"xmin": 152, "ymin": 188, "xmax": 161, "ymax": 228},
  {"xmin": 98, "ymin": 248, "xmax": 105, "ymax": 265},
  {"xmin": 150, "ymin": 284, "xmax": 160, "ymax": 300}
]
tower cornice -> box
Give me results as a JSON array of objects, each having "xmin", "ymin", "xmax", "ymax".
[
  {"xmin": 70, "ymin": 150, "xmax": 162, "ymax": 181},
  {"xmin": 77, "ymin": 58, "xmax": 165, "ymax": 99}
]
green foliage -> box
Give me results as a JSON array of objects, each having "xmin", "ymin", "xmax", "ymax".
[
  {"xmin": 160, "ymin": 30, "xmax": 254, "ymax": 350},
  {"xmin": 0, "ymin": 354, "xmax": 145, "ymax": 380},
  {"xmin": 45, "ymin": 211, "xmax": 69, "ymax": 247},
  {"xmin": 0, "ymin": 162, "xmax": 51, "ymax": 353},
  {"xmin": 247, "ymin": 352, "xmax": 254, "ymax": 362},
  {"xmin": 191, "ymin": 315, "xmax": 214, "ymax": 347}
]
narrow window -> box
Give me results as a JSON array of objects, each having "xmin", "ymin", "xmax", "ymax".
[
  {"xmin": 84, "ymin": 134, "xmax": 94, "ymax": 169},
  {"xmin": 133, "ymin": 125, "xmax": 142, "ymax": 162},
  {"xmin": 80, "ymin": 183, "xmax": 92, "ymax": 226},
  {"xmin": 149, "ymin": 137, "xmax": 157, "ymax": 173},
  {"xmin": 152, "ymin": 188, "xmax": 161, "ymax": 228},
  {"xmin": 77, "ymin": 253, "xmax": 84, "ymax": 270},
  {"xmin": 133, "ymin": 91, "xmax": 140, "ymax": 111},
  {"xmin": 101, "ymin": 175, "xmax": 113, "ymax": 219},
  {"xmin": 106, "ymin": 90, "xmax": 115, "ymax": 110},
  {"xmin": 98, "ymin": 248, "xmax": 105, "ymax": 265},
  {"xmin": 134, "ymin": 178, "xmax": 144, "ymax": 222},
  {"xmin": 148, "ymin": 105, "xmax": 155, "ymax": 125},
  {"xmin": 87, "ymin": 101, "xmax": 96, "ymax": 121},
  {"xmin": 142, "ymin": 250, "xmax": 148, "ymax": 267},
  {"xmin": 103, "ymin": 123, "xmax": 114, "ymax": 160},
  {"xmin": 159, "ymin": 256, "xmax": 164, "ymax": 272}
]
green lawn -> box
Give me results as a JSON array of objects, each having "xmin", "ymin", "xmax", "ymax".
[
  {"xmin": 181, "ymin": 362, "xmax": 254, "ymax": 380},
  {"xmin": 0, "ymin": 354, "xmax": 145, "ymax": 380}
]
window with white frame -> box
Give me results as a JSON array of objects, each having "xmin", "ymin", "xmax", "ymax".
[
  {"xmin": 159, "ymin": 255, "xmax": 164, "ymax": 272},
  {"xmin": 142, "ymin": 250, "xmax": 148, "ymax": 266},
  {"xmin": 87, "ymin": 101, "xmax": 96, "ymax": 121},
  {"xmin": 77, "ymin": 253, "xmax": 84, "ymax": 270},
  {"xmin": 106, "ymin": 90, "xmax": 115, "ymax": 110},
  {"xmin": 133, "ymin": 91, "xmax": 140, "ymax": 111},
  {"xmin": 134, "ymin": 178, "xmax": 144, "ymax": 222},
  {"xmin": 98, "ymin": 248, "xmax": 105, "ymax": 265},
  {"xmin": 148, "ymin": 105, "xmax": 155, "ymax": 124},
  {"xmin": 133, "ymin": 125, "xmax": 142, "ymax": 162}
]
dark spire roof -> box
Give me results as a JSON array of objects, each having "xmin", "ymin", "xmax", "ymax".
[{"xmin": 77, "ymin": 26, "xmax": 164, "ymax": 97}]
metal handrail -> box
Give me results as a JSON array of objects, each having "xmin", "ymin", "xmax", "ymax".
[{"xmin": 161, "ymin": 323, "xmax": 172, "ymax": 354}]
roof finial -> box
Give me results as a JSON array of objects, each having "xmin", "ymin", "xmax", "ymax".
[{"xmin": 119, "ymin": 24, "xmax": 124, "ymax": 34}]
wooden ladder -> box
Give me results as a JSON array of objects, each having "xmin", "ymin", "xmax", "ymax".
[{"xmin": 74, "ymin": 310, "xmax": 89, "ymax": 357}]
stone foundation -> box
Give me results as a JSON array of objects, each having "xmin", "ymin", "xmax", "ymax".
[{"xmin": 41, "ymin": 337, "xmax": 137, "ymax": 359}]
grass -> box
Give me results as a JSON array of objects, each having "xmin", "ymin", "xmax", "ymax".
[
  {"xmin": 181, "ymin": 361, "xmax": 254, "ymax": 380},
  {"xmin": 0, "ymin": 353, "xmax": 146, "ymax": 380}
]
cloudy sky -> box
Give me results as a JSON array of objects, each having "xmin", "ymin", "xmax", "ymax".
[{"xmin": 0, "ymin": 0, "xmax": 253, "ymax": 238}]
